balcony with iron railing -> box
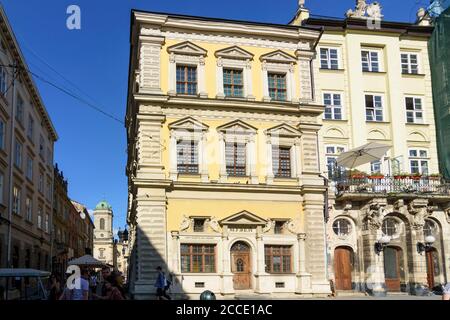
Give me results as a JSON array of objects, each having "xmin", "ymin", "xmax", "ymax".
[{"xmin": 331, "ymin": 174, "xmax": 450, "ymax": 200}]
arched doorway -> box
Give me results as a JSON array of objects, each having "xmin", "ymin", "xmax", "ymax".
[
  {"xmin": 384, "ymin": 246, "xmax": 402, "ymax": 292},
  {"xmin": 426, "ymin": 248, "xmax": 440, "ymax": 289},
  {"xmin": 334, "ymin": 246, "xmax": 353, "ymax": 291},
  {"xmin": 231, "ymin": 241, "xmax": 252, "ymax": 290}
]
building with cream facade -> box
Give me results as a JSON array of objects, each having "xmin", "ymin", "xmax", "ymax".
[
  {"xmin": 298, "ymin": 1, "xmax": 450, "ymax": 296},
  {"xmin": 126, "ymin": 10, "xmax": 331, "ymax": 299}
]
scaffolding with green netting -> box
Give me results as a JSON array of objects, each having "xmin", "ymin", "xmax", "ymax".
[{"xmin": 429, "ymin": 6, "xmax": 450, "ymax": 180}]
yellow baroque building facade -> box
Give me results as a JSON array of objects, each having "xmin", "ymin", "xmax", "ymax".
[{"xmin": 125, "ymin": 10, "xmax": 331, "ymax": 299}]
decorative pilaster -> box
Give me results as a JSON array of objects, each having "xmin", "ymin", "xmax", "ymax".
[
  {"xmin": 245, "ymin": 60, "xmax": 255, "ymax": 100},
  {"xmin": 296, "ymin": 233, "xmax": 313, "ymax": 294},
  {"xmin": 199, "ymin": 133, "xmax": 209, "ymax": 182},
  {"xmin": 198, "ymin": 56, "xmax": 208, "ymax": 98},
  {"xmin": 216, "ymin": 58, "xmax": 225, "ymax": 99},
  {"xmin": 295, "ymin": 50, "xmax": 315, "ymax": 102},
  {"xmin": 262, "ymin": 62, "xmax": 271, "ymax": 102},
  {"xmin": 266, "ymin": 138, "xmax": 274, "ymax": 184},
  {"xmin": 220, "ymin": 226, "xmax": 234, "ymax": 295},
  {"xmin": 218, "ymin": 133, "xmax": 227, "ymax": 183},
  {"xmin": 248, "ymin": 134, "xmax": 259, "ymax": 184},
  {"xmin": 169, "ymin": 130, "xmax": 178, "ymax": 180},
  {"xmin": 138, "ymin": 36, "xmax": 165, "ymax": 95},
  {"xmin": 168, "ymin": 53, "xmax": 176, "ymax": 96}
]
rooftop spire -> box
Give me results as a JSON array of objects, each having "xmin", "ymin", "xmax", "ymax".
[{"xmin": 290, "ymin": 0, "xmax": 310, "ymax": 25}]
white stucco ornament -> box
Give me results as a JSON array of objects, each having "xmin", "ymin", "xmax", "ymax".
[
  {"xmin": 263, "ymin": 219, "xmax": 274, "ymax": 233},
  {"xmin": 366, "ymin": 2, "xmax": 384, "ymax": 19},
  {"xmin": 346, "ymin": 0, "xmax": 383, "ymax": 20},
  {"xmin": 207, "ymin": 217, "xmax": 222, "ymax": 233},
  {"xmin": 180, "ymin": 215, "xmax": 192, "ymax": 232}
]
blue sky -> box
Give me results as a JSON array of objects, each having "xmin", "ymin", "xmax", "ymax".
[{"xmin": 1, "ymin": 0, "xmax": 428, "ymax": 232}]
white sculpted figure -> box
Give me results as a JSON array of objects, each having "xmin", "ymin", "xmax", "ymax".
[
  {"xmin": 366, "ymin": 2, "xmax": 384, "ymax": 19},
  {"xmin": 346, "ymin": 0, "xmax": 367, "ymax": 17},
  {"xmin": 208, "ymin": 217, "xmax": 222, "ymax": 233},
  {"xmin": 179, "ymin": 215, "xmax": 191, "ymax": 232}
]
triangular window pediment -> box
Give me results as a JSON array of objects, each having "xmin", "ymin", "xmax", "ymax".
[
  {"xmin": 217, "ymin": 120, "xmax": 257, "ymax": 135},
  {"xmin": 220, "ymin": 210, "xmax": 267, "ymax": 226},
  {"xmin": 168, "ymin": 117, "xmax": 209, "ymax": 131},
  {"xmin": 266, "ymin": 124, "xmax": 301, "ymax": 137},
  {"xmin": 215, "ymin": 46, "xmax": 254, "ymax": 60},
  {"xmin": 260, "ymin": 50, "xmax": 297, "ymax": 64},
  {"xmin": 167, "ymin": 41, "xmax": 207, "ymax": 56}
]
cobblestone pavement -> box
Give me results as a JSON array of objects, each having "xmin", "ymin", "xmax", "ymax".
[{"xmin": 233, "ymin": 293, "xmax": 442, "ymax": 300}]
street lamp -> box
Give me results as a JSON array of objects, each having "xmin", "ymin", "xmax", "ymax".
[
  {"xmin": 417, "ymin": 235, "xmax": 436, "ymax": 254},
  {"xmin": 375, "ymin": 235, "xmax": 391, "ymax": 255}
]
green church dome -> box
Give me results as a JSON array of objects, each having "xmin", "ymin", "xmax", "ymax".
[{"xmin": 95, "ymin": 200, "xmax": 112, "ymax": 210}]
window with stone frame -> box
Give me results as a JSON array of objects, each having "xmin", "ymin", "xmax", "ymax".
[
  {"xmin": 12, "ymin": 186, "xmax": 21, "ymax": 215},
  {"xmin": 180, "ymin": 244, "xmax": 216, "ymax": 273},
  {"xmin": 265, "ymin": 245, "xmax": 292, "ymax": 273},
  {"xmin": 0, "ymin": 66, "xmax": 7, "ymax": 96},
  {"xmin": 193, "ymin": 218, "xmax": 206, "ymax": 233},
  {"xmin": 323, "ymin": 93, "xmax": 343, "ymax": 120},
  {"xmin": 272, "ymin": 145, "xmax": 291, "ymax": 178},
  {"xmin": 268, "ymin": 72, "xmax": 287, "ymax": 101},
  {"xmin": 177, "ymin": 140, "xmax": 199, "ymax": 174},
  {"xmin": 361, "ymin": 50, "xmax": 380, "ymax": 72},
  {"xmin": 409, "ymin": 148, "xmax": 429, "ymax": 175},
  {"xmin": 223, "ymin": 68, "xmax": 244, "ymax": 97},
  {"xmin": 225, "ymin": 142, "xmax": 246, "ymax": 176},
  {"xmin": 176, "ymin": 65, "xmax": 197, "ymax": 95}
]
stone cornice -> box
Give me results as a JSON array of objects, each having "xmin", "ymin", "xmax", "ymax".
[
  {"xmin": 133, "ymin": 11, "xmax": 321, "ymax": 42},
  {"xmin": 133, "ymin": 94, "xmax": 325, "ymax": 117}
]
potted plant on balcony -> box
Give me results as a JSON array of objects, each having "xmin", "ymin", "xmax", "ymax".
[
  {"xmin": 410, "ymin": 172, "xmax": 422, "ymax": 180},
  {"xmin": 349, "ymin": 169, "xmax": 367, "ymax": 179},
  {"xmin": 394, "ymin": 172, "xmax": 409, "ymax": 180},
  {"xmin": 429, "ymin": 173, "xmax": 441, "ymax": 181},
  {"xmin": 368, "ymin": 172, "xmax": 384, "ymax": 180}
]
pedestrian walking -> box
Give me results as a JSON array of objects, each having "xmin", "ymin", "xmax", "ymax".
[
  {"xmin": 96, "ymin": 266, "xmax": 111, "ymax": 297},
  {"xmin": 48, "ymin": 273, "xmax": 62, "ymax": 300},
  {"xmin": 59, "ymin": 268, "xmax": 90, "ymax": 300},
  {"xmin": 154, "ymin": 266, "xmax": 171, "ymax": 300},
  {"xmin": 93, "ymin": 272, "xmax": 124, "ymax": 300}
]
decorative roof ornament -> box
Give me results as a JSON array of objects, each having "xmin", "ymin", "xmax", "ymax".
[
  {"xmin": 346, "ymin": 0, "xmax": 384, "ymax": 20},
  {"xmin": 298, "ymin": 0, "xmax": 306, "ymax": 8}
]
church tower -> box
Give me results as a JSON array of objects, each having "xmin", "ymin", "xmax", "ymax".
[{"xmin": 93, "ymin": 200, "xmax": 115, "ymax": 266}]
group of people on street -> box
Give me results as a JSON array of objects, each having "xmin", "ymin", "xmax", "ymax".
[{"xmin": 47, "ymin": 266, "xmax": 127, "ymax": 300}]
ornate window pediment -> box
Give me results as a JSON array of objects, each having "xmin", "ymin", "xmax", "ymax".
[
  {"xmin": 215, "ymin": 46, "xmax": 254, "ymax": 60},
  {"xmin": 220, "ymin": 210, "xmax": 267, "ymax": 226},
  {"xmin": 217, "ymin": 120, "xmax": 257, "ymax": 135},
  {"xmin": 167, "ymin": 41, "xmax": 207, "ymax": 56},
  {"xmin": 260, "ymin": 50, "xmax": 297, "ymax": 64},
  {"xmin": 168, "ymin": 117, "xmax": 209, "ymax": 132},
  {"xmin": 266, "ymin": 124, "xmax": 301, "ymax": 138}
]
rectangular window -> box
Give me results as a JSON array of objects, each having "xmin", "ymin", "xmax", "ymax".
[
  {"xmin": 0, "ymin": 174, "xmax": 4, "ymax": 205},
  {"xmin": 223, "ymin": 68, "xmax": 243, "ymax": 97},
  {"xmin": 180, "ymin": 244, "xmax": 216, "ymax": 273},
  {"xmin": 37, "ymin": 207, "xmax": 43, "ymax": 229},
  {"xmin": 361, "ymin": 50, "xmax": 380, "ymax": 72},
  {"xmin": 46, "ymin": 179, "xmax": 52, "ymax": 201},
  {"xmin": 14, "ymin": 139, "xmax": 22, "ymax": 168},
  {"xmin": 371, "ymin": 160, "xmax": 382, "ymax": 174},
  {"xmin": 226, "ymin": 142, "xmax": 246, "ymax": 176},
  {"xmin": 177, "ymin": 140, "xmax": 198, "ymax": 174},
  {"xmin": 320, "ymin": 48, "xmax": 339, "ymax": 70},
  {"xmin": 272, "ymin": 146, "xmax": 291, "ymax": 178},
  {"xmin": 26, "ymin": 197, "xmax": 32, "ymax": 222},
  {"xmin": 409, "ymin": 149, "xmax": 429, "ymax": 175},
  {"xmin": 47, "ymin": 148, "xmax": 52, "ymax": 166},
  {"xmin": 265, "ymin": 245, "xmax": 292, "ymax": 273},
  {"xmin": 268, "ymin": 73, "xmax": 287, "ymax": 101},
  {"xmin": 365, "ymin": 95, "xmax": 384, "ymax": 122},
  {"xmin": 16, "ymin": 94, "xmax": 24, "ymax": 124},
  {"xmin": 193, "ymin": 219, "xmax": 206, "ymax": 233},
  {"xmin": 326, "ymin": 146, "xmax": 346, "ymax": 179},
  {"xmin": 405, "ymin": 97, "xmax": 423, "ymax": 123},
  {"xmin": 38, "ymin": 172, "xmax": 44, "ymax": 193},
  {"xmin": 39, "ymin": 135, "xmax": 45, "ymax": 158},
  {"xmin": 176, "ymin": 65, "xmax": 197, "ymax": 95},
  {"xmin": 0, "ymin": 119, "xmax": 4, "ymax": 150},
  {"xmin": 27, "ymin": 115, "xmax": 34, "ymax": 142},
  {"xmin": 26, "ymin": 156, "xmax": 33, "ymax": 181},
  {"xmin": 274, "ymin": 221, "xmax": 284, "ymax": 234},
  {"xmin": 323, "ymin": 93, "xmax": 343, "ymax": 120},
  {"xmin": 44, "ymin": 213, "xmax": 49, "ymax": 233},
  {"xmin": 0, "ymin": 66, "xmax": 7, "ymax": 95},
  {"xmin": 13, "ymin": 186, "xmax": 20, "ymax": 215},
  {"xmin": 401, "ymin": 53, "xmax": 419, "ymax": 74}
]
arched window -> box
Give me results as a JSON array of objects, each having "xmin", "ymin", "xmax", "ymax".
[
  {"xmin": 332, "ymin": 219, "xmax": 352, "ymax": 236},
  {"xmin": 100, "ymin": 218, "xmax": 105, "ymax": 230},
  {"xmin": 382, "ymin": 218, "xmax": 399, "ymax": 237},
  {"xmin": 424, "ymin": 219, "xmax": 438, "ymax": 237}
]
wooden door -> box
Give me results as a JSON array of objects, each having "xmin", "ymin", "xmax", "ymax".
[
  {"xmin": 384, "ymin": 247, "xmax": 401, "ymax": 292},
  {"xmin": 334, "ymin": 247, "xmax": 353, "ymax": 291},
  {"xmin": 426, "ymin": 249, "xmax": 439, "ymax": 289},
  {"xmin": 231, "ymin": 242, "xmax": 251, "ymax": 290}
]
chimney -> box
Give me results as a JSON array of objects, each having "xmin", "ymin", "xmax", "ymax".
[{"xmin": 290, "ymin": 0, "xmax": 310, "ymax": 26}]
